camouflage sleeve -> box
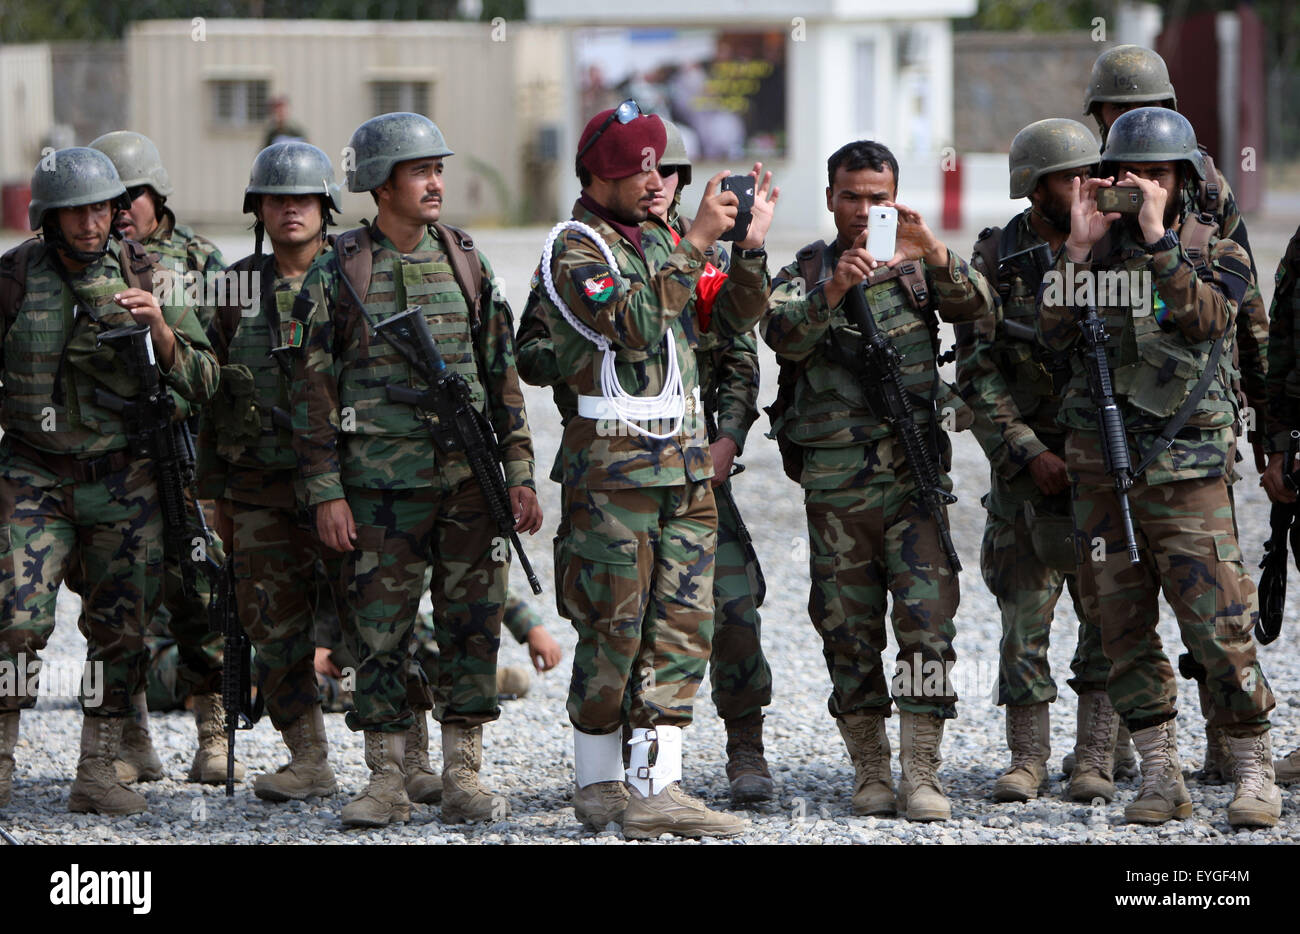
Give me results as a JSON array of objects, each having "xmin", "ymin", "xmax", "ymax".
[
  {"xmin": 476, "ymin": 252, "xmax": 535, "ymax": 491},
  {"xmin": 712, "ymin": 331, "xmax": 761, "ymax": 455},
  {"xmin": 502, "ymin": 606, "xmax": 536, "ymax": 644},
  {"xmin": 1150, "ymin": 234, "xmax": 1247, "ymax": 343},
  {"xmin": 191, "ymin": 236, "xmax": 228, "ymax": 276},
  {"xmin": 761, "ymin": 257, "xmax": 835, "ymax": 361},
  {"xmin": 1038, "ymin": 250, "xmax": 1081, "ymax": 352},
  {"xmin": 700, "ymin": 251, "xmax": 770, "ymax": 338},
  {"xmin": 1265, "ymin": 228, "xmax": 1300, "ymax": 451},
  {"xmin": 549, "ymin": 227, "xmax": 702, "ymax": 350},
  {"xmin": 515, "ymin": 283, "xmax": 560, "ymax": 388},
  {"xmin": 290, "ymin": 259, "xmax": 348, "ymax": 506},
  {"xmin": 160, "ymin": 297, "xmax": 219, "ymax": 408},
  {"xmin": 956, "ymin": 250, "xmax": 1045, "ymax": 478},
  {"xmin": 928, "ymin": 249, "xmax": 993, "ymax": 324},
  {"xmin": 195, "ymin": 295, "xmax": 240, "ymax": 500}
]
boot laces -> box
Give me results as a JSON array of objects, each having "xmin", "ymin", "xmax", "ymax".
[
  {"xmin": 1233, "ymin": 735, "xmax": 1269, "ymax": 799},
  {"xmin": 727, "ymin": 720, "xmax": 766, "ymax": 773},
  {"xmin": 1135, "ymin": 725, "xmax": 1174, "ymax": 799},
  {"xmin": 1081, "ymin": 698, "xmax": 1115, "ymax": 773},
  {"xmin": 1008, "ymin": 706, "xmax": 1038, "ymax": 769}
]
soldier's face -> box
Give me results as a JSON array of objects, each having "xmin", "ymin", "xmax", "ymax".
[
  {"xmin": 57, "ymin": 201, "xmax": 112, "ymax": 254},
  {"xmin": 598, "ymin": 168, "xmax": 663, "ymax": 225},
  {"xmin": 115, "ymin": 186, "xmax": 158, "ymax": 241},
  {"xmin": 826, "ymin": 165, "xmax": 896, "ymax": 246},
  {"xmin": 379, "ymin": 158, "xmax": 444, "ymax": 225},
  {"xmin": 1032, "ymin": 166, "xmax": 1092, "ymax": 233},
  {"xmin": 1115, "ymin": 160, "xmax": 1181, "ymax": 229},
  {"xmin": 1098, "ymin": 101, "xmax": 1141, "ymax": 131},
  {"xmin": 650, "ymin": 166, "xmax": 680, "ymax": 220},
  {"xmin": 258, "ymin": 194, "xmax": 324, "ymax": 247}
]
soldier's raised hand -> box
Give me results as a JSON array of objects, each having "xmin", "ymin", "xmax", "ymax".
[
  {"xmin": 684, "ymin": 170, "xmax": 739, "ymax": 252},
  {"xmin": 114, "ymin": 287, "xmax": 177, "ymax": 370},
  {"xmin": 738, "ymin": 162, "xmax": 780, "ymax": 251},
  {"xmin": 822, "ymin": 228, "xmax": 876, "ymax": 310},
  {"xmin": 884, "ymin": 202, "xmax": 948, "ymax": 268},
  {"xmin": 1065, "ymin": 176, "xmax": 1120, "ymax": 262}
]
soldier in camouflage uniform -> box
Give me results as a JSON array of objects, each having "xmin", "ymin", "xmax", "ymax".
[
  {"xmin": 536, "ymin": 104, "xmax": 775, "ymax": 837},
  {"xmin": 764, "ymin": 140, "xmax": 990, "ymax": 822},
  {"xmin": 1261, "ymin": 223, "xmax": 1300, "ymax": 785},
  {"xmin": 0, "ymin": 148, "xmax": 218, "ymax": 814},
  {"xmin": 88, "ymin": 131, "xmax": 236, "ymax": 786},
  {"xmin": 1084, "ymin": 48, "xmax": 1271, "ymax": 783},
  {"xmin": 958, "ymin": 119, "xmax": 1124, "ymax": 804},
  {"xmin": 195, "ymin": 141, "xmax": 349, "ymax": 803},
  {"xmin": 290, "ymin": 112, "xmax": 541, "ymax": 828},
  {"xmin": 1038, "ymin": 108, "xmax": 1280, "ymax": 828}
]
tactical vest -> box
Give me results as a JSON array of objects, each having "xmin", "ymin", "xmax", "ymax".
[
  {"xmin": 0, "ymin": 239, "xmax": 153, "ymax": 453},
  {"xmin": 972, "ymin": 219, "xmax": 1070, "ymax": 434},
  {"xmin": 1058, "ymin": 213, "xmax": 1237, "ymax": 435},
  {"xmin": 330, "ymin": 225, "xmax": 486, "ymax": 437}
]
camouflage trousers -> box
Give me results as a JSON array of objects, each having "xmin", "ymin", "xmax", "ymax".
[
  {"xmin": 228, "ymin": 497, "xmax": 345, "ymax": 730},
  {"xmin": 806, "ymin": 481, "xmax": 959, "ymax": 720},
  {"xmin": 0, "ymin": 459, "xmax": 162, "ymax": 716},
  {"xmin": 980, "ymin": 506, "xmax": 1109, "ymax": 706},
  {"xmin": 342, "ymin": 479, "xmax": 507, "ymax": 734},
  {"xmin": 1069, "ymin": 435, "xmax": 1274, "ymax": 734},
  {"xmin": 558, "ymin": 482, "xmax": 716, "ymax": 734},
  {"xmin": 709, "ymin": 482, "xmax": 771, "ymax": 720},
  {"xmin": 150, "ymin": 494, "xmax": 226, "ymax": 696}
]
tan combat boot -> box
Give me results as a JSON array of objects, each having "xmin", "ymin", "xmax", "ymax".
[
  {"xmin": 187, "ymin": 693, "xmax": 246, "ymax": 784},
  {"xmin": 1225, "ymin": 731, "xmax": 1283, "ymax": 829},
  {"xmin": 0, "ymin": 711, "xmax": 18, "ymax": 807},
  {"xmin": 441, "ymin": 724, "xmax": 510, "ymax": 823},
  {"xmin": 1195, "ymin": 724, "xmax": 1233, "ymax": 785},
  {"xmin": 1124, "ymin": 719, "xmax": 1192, "ymax": 824},
  {"xmin": 68, "ymin": 716, "xmax": 148, "ymax": 815},
  {"xmin": 496, "ymin": 666, "xmax": 531, "ymax": 698},
  {"xmin": 403, "ymin": 711, "xmax": 442, "ymax": 804},
  {"xmin": 1068, "ymin": 691, "xmax": 1118, "ymax": 802},
  {"xmin": 114, "ymin": 691, "xmax": 164, "ymax": 783},
  {"xmin": 837, "ymin": 711, "xmax": 896, "ymax": 815},
  {"xmin": 725, "ymin": 712, "xmax": 775, "ymax": 803},
  {"xmin": 1274, "ymin": 746, "xmax": 1300, "ymax": 785},
  {"xmin": 341, "ymin": 731, "xmax": 410, "ymax": 827},
  {"xmin": 897, "ymin": 711, "xmax": 951, "ymax": 821},
  {"xmin": 253, "ymin": 705, "xmax": 338, "ymax": 801},
  {"xmin": 622, "ymin": 726, "xmax": 746, "ymax": 839},
  {"xmin": 572, "ymin": 728, "xmax": 629, "ymax": 831},
  {"xmin": 992, "ymin": 703, "xmax": 1050, "ymax": 802}
]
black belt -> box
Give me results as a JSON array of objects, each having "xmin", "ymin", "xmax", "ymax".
[{"xmin": 4, "ymin": 436, "xmax": 135, "ymax": 484}]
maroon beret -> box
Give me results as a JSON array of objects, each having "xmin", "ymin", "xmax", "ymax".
[{"xmin": 577, "ymin": 109, "xmax": 666, "ymax": 180}]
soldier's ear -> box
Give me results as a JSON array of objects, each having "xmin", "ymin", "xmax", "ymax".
[{"xmin": 825, "ymin": 186, "xmax": 833, "ymax": 212}]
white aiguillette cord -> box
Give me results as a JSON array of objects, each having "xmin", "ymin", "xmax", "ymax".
[{"xmin": 540, "ymin": 220, "xmax": 684, "ymax": 440}]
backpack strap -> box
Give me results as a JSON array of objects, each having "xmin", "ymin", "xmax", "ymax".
[
  {"xmin": 119, "ymin": 238, "xmax": 155, "ymax": 294},
  {"xmin": 1197, "ymin": 147, "xmax": 1221, "ymax": 217},
  {"xmin": 0, "ymin": 238, "xmax": 42, "ymax": 324},
  {"xmin": 1178, "ymin": 211, "xmax": 1219, "ymax": 281},
  {"xmin": 973, "ymin": 226, "xmax": 1003, "ymax": 298},
  {"xmin": 433, "ymin": 221, "xmax": 484, "ymax": 329},
  {"xmin": 794, "ymin": 239, "xmax": 828, "ymax": 293},
  {"xmin": 333, "ymin": 226, "xmax": 374, "ymax": 314}
]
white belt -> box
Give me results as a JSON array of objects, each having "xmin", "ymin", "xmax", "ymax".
[{"xmin": 578, "ymin": 386, "xmax": 699, "ymax": 423}]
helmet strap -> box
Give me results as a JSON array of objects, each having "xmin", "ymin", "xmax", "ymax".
[{"xmin": 42, "ymin": 219, "xmax": 111, "ymax": 265}]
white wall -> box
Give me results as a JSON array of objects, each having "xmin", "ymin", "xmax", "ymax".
[{"xmin": 0, "ymin": 44, "xmax": 54, "ymax": 184}]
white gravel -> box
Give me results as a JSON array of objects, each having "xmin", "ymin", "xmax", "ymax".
[{"xmin": 2, "ymin": 224, "xmax": 1297, "ymax": 845}]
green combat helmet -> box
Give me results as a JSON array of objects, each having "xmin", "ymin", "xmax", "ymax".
[
  {"xmin": 1083, "ymin": 44, "xmax": 1177, "ymax": 118},
  {"xmin": 1008, "ymin": 118, "xmax": 1101, "ymax": 199},
  {"xmin": 28, "ymin": 146, "xmax": 129, "ymax": 230},
  {"xmin": 88, "ymin": 130, "xmax": 174, "ymax": 198},
  {"xmin": 244, "ymin": 140, "xmax": 344, "ymax": 214},
  {"xmin": 1101, "ymin": 107, "xmax": 1205, "ymax": 180},
  {"xmin": 345, "ymin": 112, "xmax": 453, "ymax": 192},
  {"xmin": 659, "ymin": 118, "xmax": 692, "ymax": 188}
]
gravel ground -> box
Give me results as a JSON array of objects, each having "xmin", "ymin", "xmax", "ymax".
[{"xmin": 2, "ymin": 219, "xmax": 1298, "ymax": 845}]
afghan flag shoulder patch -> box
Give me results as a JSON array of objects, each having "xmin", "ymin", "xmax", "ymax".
[{"xmin": 286, "ymin": 320, "xmax": 305, "ymax": 348}]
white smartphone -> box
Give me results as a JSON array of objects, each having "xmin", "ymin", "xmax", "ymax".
[{"xmin": 866, "ymin": 206, "xmax": 898, "ymax": 262}]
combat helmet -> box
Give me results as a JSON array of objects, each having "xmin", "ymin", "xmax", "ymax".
[
  {"xmin": 345, "ymin": 112, "xmax": 453, "ymax": 192},
  {"xmin": 659, "ymin": 118, "xmax": 692, "ymax": 188},
  {"xmin": 1083, "ymin": 45, "xmax": 1177, "ymax": 117},
  {"xmin": 88, "ymin": 131, "xmax": 174, "ymax": 198},
  {"xmin": 28, "ymin": 147, "xmax": 129, "ymax": 230},
  {"xmin": 244, "ymin": 141, "xmax": 344, "ymax": 215},
  {"xmin": 1101, "ymin": 107, "xmax": 1205, "ymax": 180},
  {"xmin": 1008, "ymin": 119, "xmax": 1101, "ymax": 199}
]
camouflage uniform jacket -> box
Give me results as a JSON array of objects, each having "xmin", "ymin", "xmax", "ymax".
[
  {"xmin": 197, "ymin": 245, "xmax": 329, "ymax": 506},
  {"xmin": 1037, "ymin": 214, "xmax": 1251, "ymax": 485},
  {"xmin": 959, "ymin": 209, "xmax": 1072, "ymax": 519},
  {"xmin": 0, "ymin": 238, "xmax": 218, "ymax": 482},
  {"xmin": 143, "ymin": 211, "xmax": 226, "ymax": 327},
  {"xmin": 290, "ymin": 223, "xmax": 535, "ymax": 504},
  {"xmin": 763, "ymin": 239, "xmax": 990, "ymax": 489},
  {"xmin": 541, "ymin": 199, "xmax": 769, "ymax": 490}
]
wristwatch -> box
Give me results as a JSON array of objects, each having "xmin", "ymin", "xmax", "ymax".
[
  {"xmin": 1143, "ymin": 228, "xmax": 1179, "ymax": 254},
  {"xmin": 737, "ymin": 245, "xmax": 767, "ymax": 260}
]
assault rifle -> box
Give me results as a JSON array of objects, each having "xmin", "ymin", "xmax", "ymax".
[
  {"xmin": 842, "ymin": 283, "xmax": 961, "ymax": 573},
  {"xmin": 1256, "ymin": 429, "xmax": 1300, "ymax": 645},
  {"xmin": 702, "ymin": 389, "xmax": 766, "ymax": 607},
  {"xmin": 997, "ymin": 241, "xmax": 1054, "ymax": 299},
  {"xmin": 370, "ymin": 306, "xmax": 542, "ymax": 595},
  {"xmin": 93, "ymin": 324, "xmax": 252, "ymax": 796},
  {"xmin": 1075, "ymin": 304, "xmax": 1141, "ymax": 565}
]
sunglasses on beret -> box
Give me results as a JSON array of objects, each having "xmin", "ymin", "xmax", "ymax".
[{"xmin": 577, "ymin": 99, "xmax": 642, "ymax": 163}]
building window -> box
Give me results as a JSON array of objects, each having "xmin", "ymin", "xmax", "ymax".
[
  {"xmin": 371, "ymin": 81, "xmax": 430, "ymax": 117},
  {"xmin": 209, "ymin": 79, "xmax": 269, "ymax": 128}
]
